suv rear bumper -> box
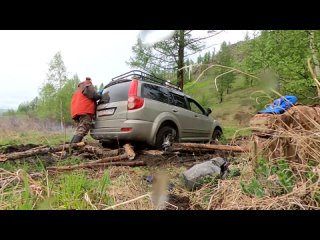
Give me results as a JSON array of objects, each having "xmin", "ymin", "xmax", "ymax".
[{"xmin": 90, "ymin": 119, "xmax": 154, "ymax": 144}]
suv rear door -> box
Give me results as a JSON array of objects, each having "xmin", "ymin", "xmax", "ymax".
[
  {"xmin": 169, "ymin": 92, "xmax": 196, "ymax": 139},
  {"xmin": 186, "ymin": 98, "xmax": 212, "ymax": 138},
  {"xmin": 94, "ymin": 80, "xmax": 131, "ymax": 128}
]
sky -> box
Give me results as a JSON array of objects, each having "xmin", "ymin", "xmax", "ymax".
[{"xmin": 0, "ymin": 30, "xmax": 253, "ymax": 110}]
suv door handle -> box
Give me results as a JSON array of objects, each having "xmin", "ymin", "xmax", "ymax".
[{"xmin": 172, "ymin": 109, "xmax": 178, "ymax": 113}]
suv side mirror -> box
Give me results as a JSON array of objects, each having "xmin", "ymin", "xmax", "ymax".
[{"xmin": 207, "ymin": 108, "xmax": 212, "ymax": 116}]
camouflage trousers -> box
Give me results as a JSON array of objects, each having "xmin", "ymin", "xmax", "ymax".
[{"xmin": 73, "ymin": 114, "xmax": 93, "ymax": 137}]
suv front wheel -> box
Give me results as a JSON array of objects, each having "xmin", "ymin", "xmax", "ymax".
[
  {"xmin": 212, "ymin": 128, "xmax": 223, "ymax": 141},
  {"xmin": 155, "ymin": 126, "xmax": 177, "ymax": 150}
]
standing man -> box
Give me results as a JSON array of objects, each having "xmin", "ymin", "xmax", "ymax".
[{"xmin": 70, "ymin": 77, "xmax": 102, "ymax": 143}]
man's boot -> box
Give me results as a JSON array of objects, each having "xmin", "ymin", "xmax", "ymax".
[{"xmin": 70, "ymin": 135, "xmax": 83, "ymax": 144}]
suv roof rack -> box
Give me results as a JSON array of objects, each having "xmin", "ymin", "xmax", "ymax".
[{"xmin": 111, "ymin": 70, "xmax": 182, "ymax": 92}]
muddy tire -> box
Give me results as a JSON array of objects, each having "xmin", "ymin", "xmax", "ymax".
[
  {"xmin": 101, "ymin": 140, "xmax": 115, "ymax": 148},
  {"xmin": 155, "ymin": 126, "xmax": 177, "ymax": 150},
  {"xmin": 212, "ymin": 128, "xmax": 223, "ymax": 141}
]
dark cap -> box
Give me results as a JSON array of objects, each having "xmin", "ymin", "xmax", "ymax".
[{"xmin": 86, "ymin": 77, "xmax": 91, "ymax": 81}]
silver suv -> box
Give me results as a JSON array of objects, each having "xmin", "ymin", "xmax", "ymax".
[{"xmin": 90, "ymin": 70, "xmax": 223, "ymax": 149}]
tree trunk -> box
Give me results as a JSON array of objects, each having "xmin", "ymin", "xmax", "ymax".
[
  {"xmin": 309, "ymin": 31, "xmax": 320, "ymax": 78},
  {"xmin": 60, "ymin": 99, "xmax": 64, "ymax": 131},
  {"xmin": 308, "ymin": 30, "xmax": 320, "ymax": 96},
  {"xmin": 177, "ymin": 30, "xmax": 185, "ymax": 90},
  {"xmin": 219, "ymin": 93, "xmax": 223, "ymax": 103}
]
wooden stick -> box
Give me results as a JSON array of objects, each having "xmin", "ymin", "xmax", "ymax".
[
  {"xmin": 47, "ymin": 160, "xmax": 146, "ymax": 172},
  {"xmin": 171, "ymin": 143, "xmax": 247, "ymax": 152},
  {"xmin": 123, "ymin": 144, "xmax": 135, "ymax": 160},
  {"xmin": 103, "ymin": 193, "xmax": 151, "ymax": 210},
  {"xmin": 0, "ymin": 142, "xmax": 86, "ymax": 162}
]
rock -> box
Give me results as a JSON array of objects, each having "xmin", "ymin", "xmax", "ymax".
[{"xmin": 182, "ymin": 157, "xmax": 228, "ymax": 191}]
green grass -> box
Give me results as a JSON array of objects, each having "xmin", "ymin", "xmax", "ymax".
[
  {"xmin": 0, "ymin": 168, "xmax": 113, "ymax": 210},
  {"xmin": 222, "ymin": 126, "xmax": 252, "ymax": 140},
  {"xmin": 0, "ymin": 157, "xmax": 46, "ymax": 173},
  {"xmin": 184, "ymin": 74, "xmax": 265, "ymax": 127},
  {"xmin": 0, "ymin": 131, "xmax": 72, "ymax": 146},
  {"xmin": 240, "ymin": 158, "xmax": 297, "ymax": 198},
  {"xmin": 49, "ymin": 171, "xmax": 113, "ymax": 210}
]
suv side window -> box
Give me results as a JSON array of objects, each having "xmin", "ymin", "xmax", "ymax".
[
  {"xmin": 171, "ymin": 93, "xmax": 188, "ymax": 109},
  {"xmin": 142, "ymin": 83, "xmax": 169, "ymax": 104},
  {"xmin": 187, "ymin": 98, "xmax": 206, "ymax": 115}
]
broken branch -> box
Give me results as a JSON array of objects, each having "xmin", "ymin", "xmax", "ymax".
[
  {"xmin": 0, "ymin": 142, "xmax": 86, "ymax": 162},
  {"xmin": 47, "ymin": 160, "xmax": 146, "ymax": 172}
]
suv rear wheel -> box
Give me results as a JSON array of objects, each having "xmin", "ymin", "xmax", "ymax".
[{"xmin": 155, "ymin": 126, "xmax": 177, "ymax": 150}]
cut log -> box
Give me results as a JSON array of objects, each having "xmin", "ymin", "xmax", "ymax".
[
  {"xmin": 171, "ymin": 143, "xmax": 247, "ymax": 153},
  {"xmin": 103, "ymin": 149, "xmax": 121, "ymax": 157},
  {"xmin": 47, "ymin": 160, "xmax": 146, "ymax": 172},
  {"xmin": 123, "ymin": 144, "xmax": 135, "ymax": 160},
  {"xmin": 0, "ymin": 142, "xmax": 86, "ymax": 162}
]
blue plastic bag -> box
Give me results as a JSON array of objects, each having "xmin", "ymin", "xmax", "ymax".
[{"xmin": 259, "ymin": 95, "xmax": 298, "ymax": 114}]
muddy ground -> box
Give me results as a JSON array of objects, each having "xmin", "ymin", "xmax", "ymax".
[{"xmin": 0, "ymin": 141, "xmax": 245, "ymax": 210}]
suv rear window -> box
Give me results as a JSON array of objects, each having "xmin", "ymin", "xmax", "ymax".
[
  {"xmin": 101, "ymin": 81, "xmax": 131, "ymax": 103},
  {"xmin": 142, "ymin": 83, "xmax": 169, "ymax": 104}
]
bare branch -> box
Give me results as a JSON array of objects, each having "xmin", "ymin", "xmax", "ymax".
[{"xmin": 185, "ymin": 31, "xmax": 223, "ymax": 47}]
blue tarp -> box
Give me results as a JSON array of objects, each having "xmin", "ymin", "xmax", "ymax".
[{"xmin": 259, "ymin": 95, "xmax": 298, "ymax": 114}]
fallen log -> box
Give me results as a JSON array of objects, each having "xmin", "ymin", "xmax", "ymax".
[
  {"xmin": 140, "ymin": 150, "xmax": 164, "ymax": 156},
  {"xmin": 123, "ymin": 144, "xmax": 135, "ymax": 160},
  {"xmin": 0, "ymin": 142, "xmax": 86, "ymax": 162},
  {"xmin": 171, "ymin": 143, "xmax": 248, "ymax": 153},
  {"xmin": 47, "ymin": 160, "xmax": 146, "ymax": 172},
  {"xmin": 80, "ymin": 146, "xmax": 121, "ymax": 158},
  {"xmin": 170, "ymin": 148, "xmax": 217, "ymax": 153}
]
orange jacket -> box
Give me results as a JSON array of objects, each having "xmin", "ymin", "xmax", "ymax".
[{"xmin": 70, "ymin": 80, "xmax": 96, "ymax": 119}]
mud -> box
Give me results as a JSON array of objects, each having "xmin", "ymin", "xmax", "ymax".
[
  {"xmin": 137, "ymin": 153, "xmax": 219, "ymax": 167},
  {"xmin": 165, "ymin": 194, "xmax": 203, "ymax": 210}
]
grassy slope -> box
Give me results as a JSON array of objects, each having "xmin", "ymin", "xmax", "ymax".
[{"xmin": 184, "ymin": 74, "xmax": 264, "ymax": 138}]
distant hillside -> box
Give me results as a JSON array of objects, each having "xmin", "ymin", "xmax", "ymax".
[
  {"xmin": 0, "ymin": 109, "xmax": 8, "ymax": 115},
  {"xmin": 182, "ymin": 38, "xmax": 269, "ymax": 128}
]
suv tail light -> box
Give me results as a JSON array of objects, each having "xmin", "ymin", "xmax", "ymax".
[{"xmin": 127, "ymin": 79, "xmax": 144, "ymax": 110}]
